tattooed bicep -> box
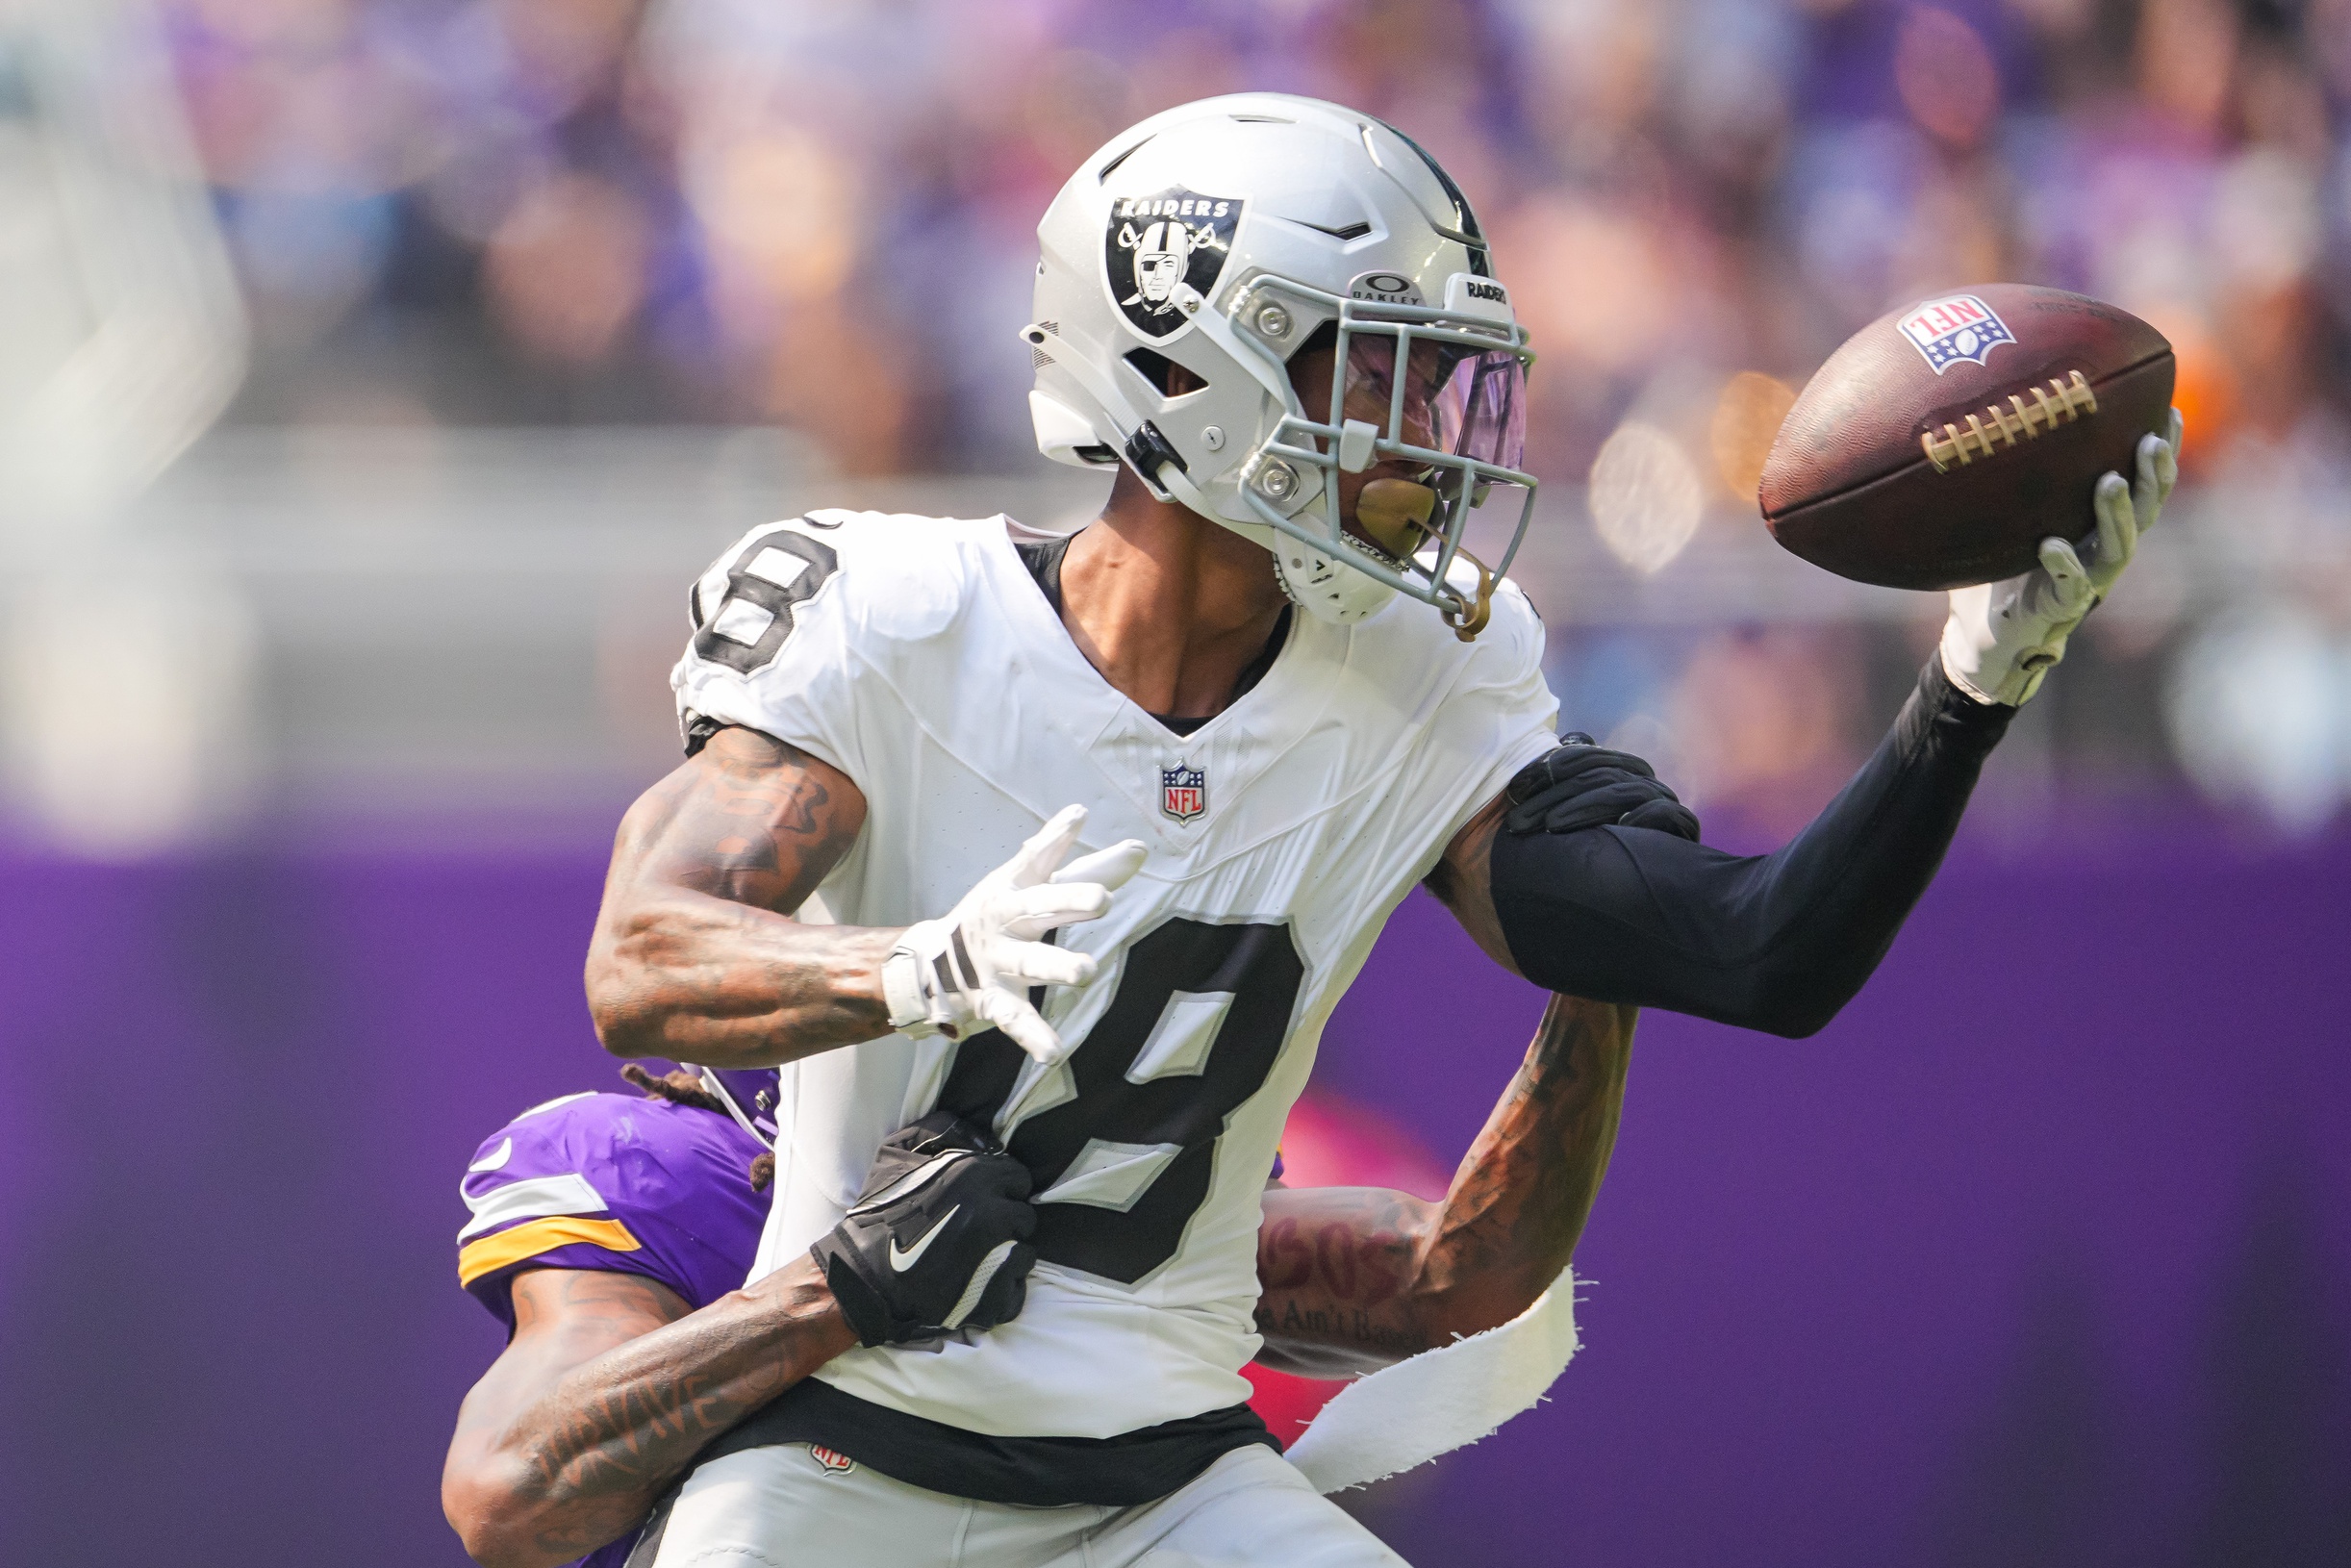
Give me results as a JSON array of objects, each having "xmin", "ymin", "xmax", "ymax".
[{"xmin": 627, "ymin": 726, "xmax": 868, "ymax": 913}]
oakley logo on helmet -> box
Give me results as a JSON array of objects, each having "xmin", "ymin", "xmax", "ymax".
[
  {"xmin": 1349, "ymin": 271, "xmax": 1423, "ymax": 305},
  {"xmin": 1107, "ymin": 188, "xmax": 1244, "ymax": 338}
]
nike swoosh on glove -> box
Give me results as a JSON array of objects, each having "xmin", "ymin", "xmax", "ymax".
[
  {"xmin": 809, "ymin": 1111, "xmax": 1040, "ymax": 1349},
  {"xmin": 1940, "ymin": 409, "xmax": 2182, "ymax": 707},
  {"xmin": 882, "ymin": 803, "xmax": 1148, "ymax": 1065},
  {"xmin": 1503, "ymin": 735, "xmax": 1701, "ymax": 842}
]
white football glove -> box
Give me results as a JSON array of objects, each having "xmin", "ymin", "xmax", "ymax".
[
  {"xmin": 881, "ymin": 804, "xmax": 1147, "ymax": 1065},
  {"xmin": 1939, "ymin": 408, "xmax": 2182, "ymax": 707}
]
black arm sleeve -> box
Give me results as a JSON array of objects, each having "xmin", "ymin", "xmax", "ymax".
[{"xmin": 1489, "ymin": 657, "xmax": 2013, "ymax": 1037}]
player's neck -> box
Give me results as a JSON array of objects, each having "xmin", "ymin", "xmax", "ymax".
[{"xmin": 1057, "ymin": 471, "xmax": 1291, "ymax": 721}]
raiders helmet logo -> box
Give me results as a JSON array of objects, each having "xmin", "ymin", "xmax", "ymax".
[
  {"xmin": 1106, "ymin": 188, "xmax": 1244, "ymax": 339},
  {"xmin": 1161, "ymin": 762, "xmax": 1206, "ymax": 823}
]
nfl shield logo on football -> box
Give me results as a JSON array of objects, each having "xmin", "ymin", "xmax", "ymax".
[
  {"xmin": 1897, "ymin": 293, "xmax": 2016, "ymax": 373},
  {"xmin": 1161, "ymin": 762, "xmax": 1206, "ymax": 823},
  {"xmin": 806, "ymin": 1443, "xmax": 855, "ymax": 1476}
]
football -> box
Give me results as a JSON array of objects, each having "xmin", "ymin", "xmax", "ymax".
[{"xmin": 1757, "ymin": 285, "xmax": 2175, "ymax": 591}]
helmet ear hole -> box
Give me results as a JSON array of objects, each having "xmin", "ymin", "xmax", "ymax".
[{"xmin": 1124, "ymin": 347, "xmax": 1207, "ymax": 399}]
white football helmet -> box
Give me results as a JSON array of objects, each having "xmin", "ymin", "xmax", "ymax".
[{"xmin": 1024, "ymin": 93, "xmax": 1535, "ymax": 640}]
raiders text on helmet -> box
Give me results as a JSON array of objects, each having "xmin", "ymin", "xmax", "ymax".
[{"xmin": 1024, "ymin": 94, "xmax": 1535, "ymax": 639}]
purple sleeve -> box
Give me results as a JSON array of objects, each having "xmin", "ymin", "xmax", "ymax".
[{"xmin": 455, "ymin": 1092, "xmax": 770, "ymax": 1332}]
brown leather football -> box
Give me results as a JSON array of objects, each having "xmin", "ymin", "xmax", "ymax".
[{"xmin": 1757, "ymin": 285, "xmax": 2174, "ymax": 591}]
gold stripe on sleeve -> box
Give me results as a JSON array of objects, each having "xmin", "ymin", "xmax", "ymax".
[{"xmin": 457, "ymin": 1214, "xmax": 645, "ymax": 1287}]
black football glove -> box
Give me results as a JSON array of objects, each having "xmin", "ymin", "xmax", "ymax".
[
  {"xmin": 1503, "ymin": 733, "xmax": 1701, "ymax": 842},
  {"xmin": 810, "ymin": 1110, "xmax": 1039, "ymax": 1348}
]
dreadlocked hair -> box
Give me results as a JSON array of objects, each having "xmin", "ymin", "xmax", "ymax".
[
  {"xmin": 619, "ymin": 1063, "xmax": 775, "ymax": 1192},
  {"xmin": 620, "ymin": 1062, "xmax": 728, "ymax": 1113}
]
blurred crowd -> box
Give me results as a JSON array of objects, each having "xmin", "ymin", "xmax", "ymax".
[
  {"xmin": 52, "ymin": 0, "xmax": 2349, "ymax": 838},
  {"xmin": 167, "ymin": 0, "xmax": 2350, "ymax": 469}
]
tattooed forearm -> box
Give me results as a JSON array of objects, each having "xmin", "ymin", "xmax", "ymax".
[
  {"xmin": 1251, "ymin": 1191, "xmax": 1431, "ymax": 1378},
  {"xmin": 1252, "ymin": 1298, "xmax": 1427, "ymax": 1378},
  {"xmin": 1411, "ymin": 994, "xmax": 1635, "ymax": 1342},
  {"xmin": 586, "ymin": 726, "xmax": 898, "ymax": 1068},
  {"xmin": 1253, "ymin": 995, "xmax": 1635, "ymax": 1377},
  {"xmin": 513, "ymin": 1299, "xmax": 813, "ymax": 1555},
  {"xmin": 443, "ymin": 1262, "xmax": 856, "ymax": 1568}
]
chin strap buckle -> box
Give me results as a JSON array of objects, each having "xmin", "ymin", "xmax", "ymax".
[
  {"xmin": 1438, "ymin": 546, "xmax": 1498, "ymax": 642},
  {"xmin": 1122, "ymin": 420, "xmax": 1188, "ymax": 493}
]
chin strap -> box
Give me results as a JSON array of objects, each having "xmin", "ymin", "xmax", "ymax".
[
  {"xmin": 1438, "ymin": 545, "xmax": 1497, "ymax": 642},
  {"xmin": 1358, "ymin": 474, "xmax": 1499, "ymax": 642}
]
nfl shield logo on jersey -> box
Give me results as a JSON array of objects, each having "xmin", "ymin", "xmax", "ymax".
[
  {"xmin": 805, "ymin": 1443, "xmax": 855, "ymax": 1476},
  {"xmin": 1897, "ymin": 293, "xmax": 2016, "ymax": 373},
  {"xmin": 1161, "ymin": 762, "xmax": 1206, "ymax": 823}
]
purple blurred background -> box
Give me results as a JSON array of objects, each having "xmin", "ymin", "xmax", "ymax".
[{"xmin": 4, "ymin": 815, "xmax": 2345, "ymax": 1566}]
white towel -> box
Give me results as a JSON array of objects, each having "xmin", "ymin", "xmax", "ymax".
[{"xmin": 1283, "ymin": 1267, "xmax": 1579, "ymax": 1493}]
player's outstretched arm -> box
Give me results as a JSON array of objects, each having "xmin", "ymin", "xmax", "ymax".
[
  {"xmin": 1252, "ymin": 995, "xmax": 1635, "ymax": 1379},
  {"xmin": 1426, "ymin": 428, "xmax": 2180, "ymax": 1038},
  {"xmin": 587, "ymin": 725, "xmax": 894, "ymax": 1067},
  {"xmin": 1428, "ymin": 665, "xmax": 2008, "ymax": 1037}
]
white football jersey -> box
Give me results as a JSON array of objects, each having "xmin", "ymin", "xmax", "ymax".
[{"xmin": 672, "ymin": 510, "xmax": 1555, "ymax": 1440}]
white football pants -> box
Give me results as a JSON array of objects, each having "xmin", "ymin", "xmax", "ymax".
[{"xmin": 642, "ymin": 1441, "xmax": 1408, "ymax": 1568}]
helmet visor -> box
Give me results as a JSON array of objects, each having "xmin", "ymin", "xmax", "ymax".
[
  {"xmin": 1341, "ymin": 336, "xmax": 1529, "ymax": 473},
  {"xmin": 1436, "ymin": 346, "xmax": 1529, "ymax": 472}
]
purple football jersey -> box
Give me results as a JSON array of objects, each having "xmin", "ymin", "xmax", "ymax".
[
  {"xmin": 458, "ymin": 1088, "xmax": 770, "ymax": 1328},
  {"xmin": 456, "ymin": 1087, "xmax": 772, "ymax": 1568}
]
